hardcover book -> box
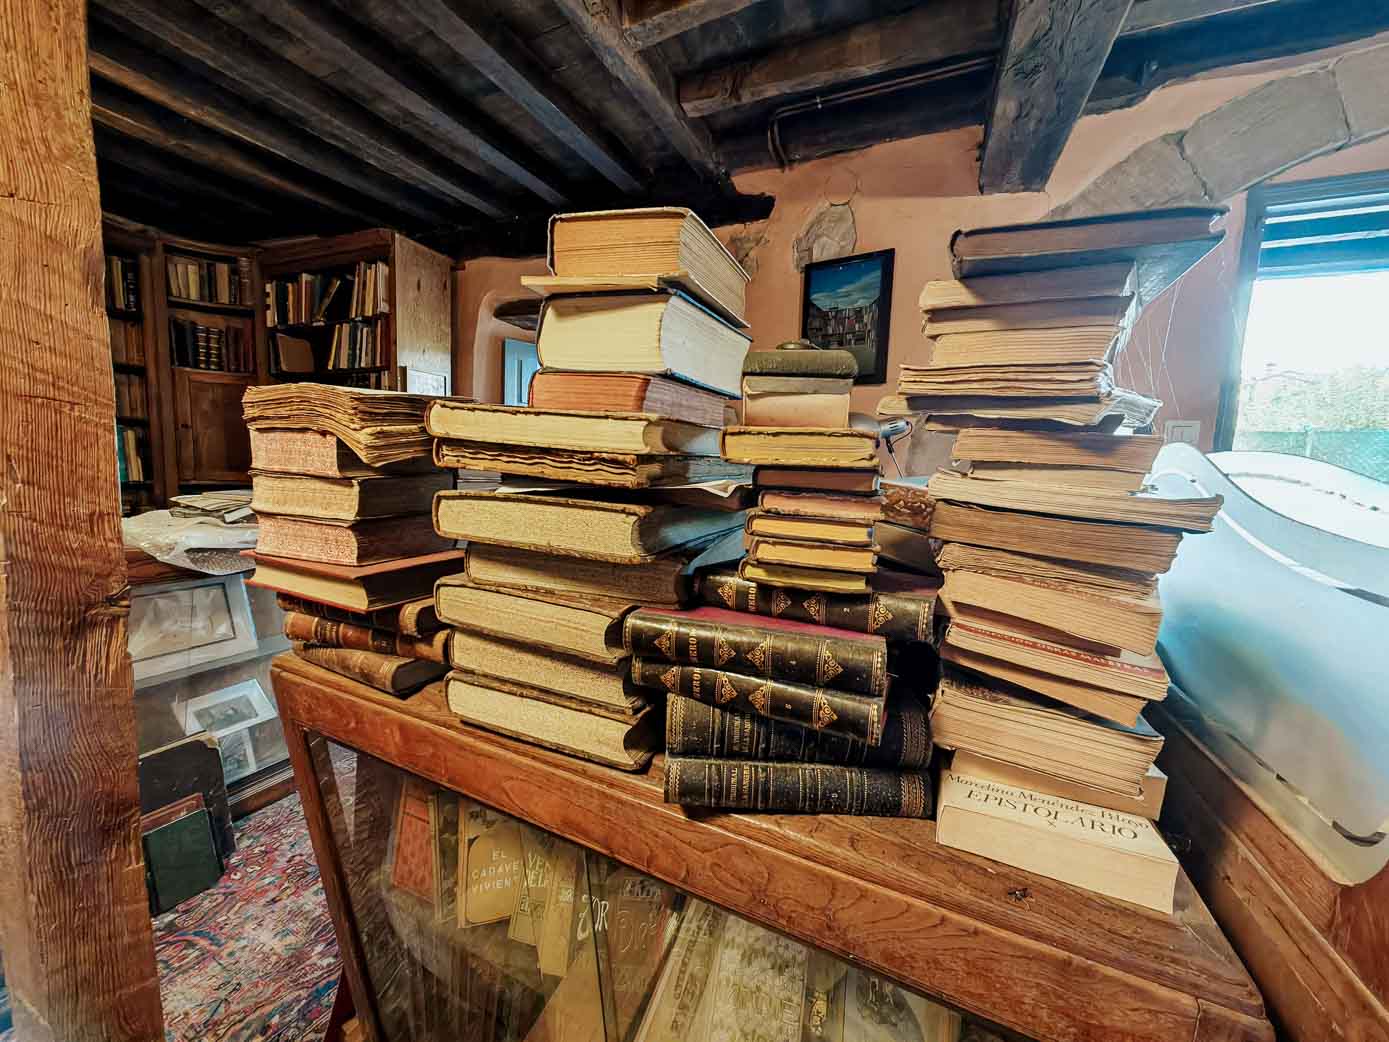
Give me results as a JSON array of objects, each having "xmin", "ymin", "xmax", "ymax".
[
  {"xmin": 737, "ymin": 560, "xmax": 870, "ymax": 595},
  {"xmin": 255, "ymin": 513, "xmax": 451, "ymax": 566},
  {"xmin": 247, "ymin": 549, "xmax": 467, "ymax": 612},
  {"xmin": 693, "ymin": 568, "xmax": 937, "ymax": 643},
  {"xmin": 744, "ymin": 513, "xmax": 875, "ymax": 547},
  {"xmin": 741, "ymin": 348, "xmax": 858, "ymax": 378},
  {"xmin": 436, "ymin": 578, "xmax": 630, "ymax": 665},
  {"xmin": 632, "ymin": 658, "xmax": 886, "ymax": 745},
  {"xmin": 250, "ymin": 471, "xmax": 451, "ymax": 522},
  {"xmin": 249, "ymin": 428, "xmax": 437, "ymax": 478},
  {"xmin": 274, "ymin": 593, "xmax": 442, "ymax": 636},
  {"xmin": 932, "ymin": 542, "xmax": 1157, "ymax": 598},
  {"xmin": 528, "ymin": 371, "xmax": 728, "ymax": 428},
  {"xmin": 897, "ymin": 360, "xmax": 1112, "ymax": 399},
  {"xmin": 665, "ymin": 758, "xmax": 932, "ymax": 817},
  {"xmin": 753, "ymin": 466, "xmax": 880, "ymax": 494},
  {"xmin": 897, "ymin": 390, "xmax": 1161, "ymax": 429},
  {"xmin": 465, "ymin": 542, "xmax": 700, "ymax": 607},
  {"xmin": 721, "ymin": 427, "xmax": 879, "ymax": 467},
  {"xmin": 935, "ymin": 770, "xmax": 1177, "ymax": 913},
  {"xmin": 449, "ymin": 630, "xmax": 646, "ymax": 712},
  {"xmin": 921, "ymin": 292, "xmax": 1135, "ymax": 335},
  {"xmin": 746, "ymin": 537, "xmax": 879, "ymax": 574},
  {"xmin": 951, "ymin": 427, "xmax": 1164, "ymax": 472},
  {"xmin": 920, "ymin": 260, "xmax": 1136, "ymax": 310},
  {"xmin": 433, "ymin": 441, "xmax": 751, "ymax": 489},
  {"xmin": 923, "ymin": 324, "xmax": 1129, "ymax": 367},
  {"xmin": 425, "ymin": 401, "xmax": 724, "ymax": 455},
  {"xmin": 666, "ymin": 693, "xmax": 930, "ymax": 768},
  {"xmin": 965, "ymin": 462, "xmax": 1147, "ymax": 492},
  {"xmin": 242, "ymin": 383, "xmax": 449, "ymax": 466},
  {"xmin": 283, "ymin": 610, "xmax": 449, "ymax": 663},
  {"xmin": 293, "ymin": 642, "xmax": 448, "ymax": 694}
]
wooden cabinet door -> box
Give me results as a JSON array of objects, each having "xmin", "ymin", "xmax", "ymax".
[{"xmin": 173, "ymin": 370, "xmax": 254, "ymax": 483}]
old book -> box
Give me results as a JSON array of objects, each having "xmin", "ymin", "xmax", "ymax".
[
  {"xmin": 875, "ymin": 522, "xmax": 938, "ymax": 575},
  {"xmin": 927, "ymin": 470, "xmax": 1221, "ymax": 532},
  {"xmin": 665, "ymin": 758, "xmax": 931, "ymax": 816},
  {"xmin": 142, "ymin": 809, "xmax": 222, "ymax": 915},
  {"xmin": 967, "ymin": 462, "xmax": 1147, "ymax": 492},
  {"xmin": 426, "ymin": 401, "xmax": 723, "ymax": 455},
  {"xmin": 745, "ymin": 513, "xmax": 875, "ymax": 546},
  {"xmin": 758, "ymin": 490, "xmax": 883, "ymax": 522},
  {"xmin": 896, "ymin": 390, "xmax": 1162, "ymax": 429},
  {"xmin": 250, "ymin": 425, "xmax": 430, "ymax": 479},
  {"xmin": 746, "ymin": 537, "xmax": 879, "ymax": 574},
  {"xmin": 930, "ymin": 667, "xmax": 1162, "ymax": 793},
  {"xmin": 449, "ymin": 629, "xmax": 645, "ymax": 712},
  {"xmin": 434, "ymin": 490, "xmax": 745, "ymax": 564},
  {"xmin": 881, "ymin": 480, "xmax": 933, "ymax": 531},
  {"xmin": 897, "ymin": 360, "xmax": 1112, "ymax": 399},
  {"xmin": 737, "ymin": 560, "xmax": 870, "ymax": 595},
  {"xmin": 742, "ymin": 375, "xmax": 853, "ymax": 395},
  {"xmin": 929, "ymin": 501, "xmax": 1181, "ymax": 574},
  {"xmin": 700, "ymin": 913, "xmax": 810, "ymax": 1038},
  {"xmin": 255, "ymin": 513, "xmax": 451, "ymax": 566},
  {"xmin": 436, "ymin": 578, "xmax": 628, "ymax": 665},
  {"xmin": 632, "ymin": 658, "xmax": 887, "ymax": 745},
  {"xmin": 940, "ymin": 644, "xmax": 1147, "ymax": 727},
  {"xmin": 952, "ymin": 427, "xmax": 1163, "ymax": 472},
  {"xmin": 433, "ymin": 441, "xmax": 751, "ymax": 488},
  {"xmin": 920, "ymin": 260, "xmax": 1136, "ymax": 310},
  {"xmin": 633, "ymin": 899, "xmax": 728, "ymax": 1041},
  {"xmin": 952, "ymin": 750, "xmax": 1167, "ymax": 821},
  {"xmin": 274, "ymin": 593, "xmax": 442, "ymax": 636},
  {"xmin": 721, "ymin": 427, "xmax": 879, "ymax": 467},
  {"xmin": 283, "ymin": 610, "xmax": 449, "ymax": 663},
  {"xmin": 840, "ymin": 966, "xmax": 962, "ymax": 1042},
  {"xmin": 250, "ymin": 471, "xmax": 451, "ymax": 522},
  {"xmin": 753, "ymin": 466, "xmax": 880, "ymax": 494},
  {"xmin": 666, "ymin": 692, "xmax": 930, "ymax": 768},
  {"xmin": 924, "ymin": 324, "xmax": 1129, "ymax": 367},
  {"xmin": 446, "ymin": 670, "xmax": 659, "ymax": 771},
  {"xmin": 536, "ymin": 291, "xmax": 749, "ymax": 397},
  {"xmin": 465, "ymin": 542, "xmax": 697, "ymax": 607},
  {"xmin": 528, "ymin": 371, "xmax": 727, "ymax": 427},
  {"xmin": 545, "ymin": 207, "xmax": 750, "ymax": 325},
  {"xmin": 693, "ymin": 567, "xmax": 937, "ymax": 643},
  {"xmin": 242, "ymin": 383, "xmax": 449, "ymax": 466},
  {"xmin": 459, "ymin": 802, "xmax": 523, "ymax": 926},
  {"xmin": 742, "ymin": 348, "xmax": 858, "ymax": 378},
  {"xmin": 742, "ymin": 389, "xmax": 850, "ymax": 428},
  {"xmin": 387, "ymin": 780, "xmax": 440, "ymax": 905},
  {"xmin": 940, "ymin": 570, "xmax": 1162, "ymax": 656},
  {"xmin": 589, "ymin": 861, "xmax": 680, "ymax": 1042},
  {"xmin": 922, "ymin": 293, "xmax": 1135, "ymax": 335},
  {"xmin": 943, "ymin": 616, "xmax": 1169, "ymax": 701},
  {"xmin": 247, "ymin": 549, "xmax": 466, "ymax": 612},
  {"xmin": 293, "ymin": 642, "xmax": 448, "ymax": 694},
  {"xmin": 623, "ymin": 606, "xmax": 888, "ymax": 697},
  {"xmin": 933, "ymin": 542, "xmax": 1157, "ymax": 598},
  {"xmin": 936, "ymin": 770, "xmax": 1177, "ymax": 913},
  {"xmin": 950, "ymin": 206, "xmax": 1226, "ymax": 305}
]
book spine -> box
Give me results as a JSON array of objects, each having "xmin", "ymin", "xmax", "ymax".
[
  {"xmin": 293, "ymin": 642, "xmax": 411, "ymax": 693},
  {"xmin": 283, "ymin": 611, "xmax": 447, "ymax": 664},
  {"xmin": 622, "ymin": 610, "xmax": 887, "ymax": 697},
  {"xmin": 275, "ymin": 594, "xmax": 402, "ymax": 632},
  {"xmin": 633, "ymin": 659, "xmax": 885, "ymax": 745},
  {"xmin": 693, "ymin": 570, "xmax": 935, "ymax": 644},
  {"xmin": 665, "ymin": 758, "xmax": 932, "ymax": 817},
  {"xmin": 666, "ymin": 694, "xmax": 931, "ymax": 767}
]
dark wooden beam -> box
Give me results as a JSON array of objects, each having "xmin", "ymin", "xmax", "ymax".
[
  {"xmin": 622, "ymin": 0, "xmax": 761, "ymax": 48},
  {"xmin": 195, "ymin": 0, "xmax": 567, "ymax": 205},
  {"xmin": 89, "ymin": 0, "xmax": 510, "ymax": 217},
  {"xmin": 88, "ymin": 17, "xmax": 446, "ymax": 225},
  {"xmin": 1121, "ymin": 0, "xmax": 1280, "ymax": 34},
  {"xmin": 408, "ymin": 0, "xmax": 644, "ymax": 193},
  {"xmin": 979, "ymin": 0, "xmax": 1135, "ymax": 194},
  {"xmin": 90, "ymin": 79, "xmax": 386, "ymax": 224},
  {"xmin": 548, "ymin": 0, "xmax": 723, "ymax": 180},
  {"xmin": 0, "ymin": 0, "xmax": 165, "ymax": 1039},
  {"xmin": 678, "ymin": 4, "xmax": 1001, "ymax": 118},
  {"xmin": 94, "ymin": 130, "xmax": 282, "ymax": 219}
]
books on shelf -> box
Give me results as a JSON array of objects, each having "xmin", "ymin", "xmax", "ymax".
[
  {"xmin": 166, "ymin": 254, "xmax": 252, "ymax": 306},
  {"xmin": 265, "ymin": 260, "xmax": 390, "ymax": 327},
  {"xmin": 106, "ymin": 255, "xmax": 140, "ymax": 312},
  {"xmin": 108, "ymin": 315, "xmax": 145, "ymax": 365},
  {"xmin": 169, "ymin": 317, "xmax": 253, "ymax": 373},
  {"xmin": 328, "ymin": 321, "xmax": 381, "ymax": 370},
  {"xmin": 113, "ymin": 372, "xmax": 147, "ymax": 419},
  {"xmin": 116, "ymin": 425, "xmax": 146, "ymax": 483}
]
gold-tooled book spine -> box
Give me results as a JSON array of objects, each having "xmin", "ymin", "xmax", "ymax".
[
  {"xmin": 283, "ymin": 612, "xmax": 448, "ymax": 663},
  {"xmin": 694, "ymin": 570, "xmax": 935, "ymax": 643},
  {"xmin": 635, "ymin": 660, "xmax": 884, "ymax": 745},
  {"xmin": 622, "ymin": 610, "xmax": 887, "ymax": 697},
  {"xmin": 664, "ymin": 757, "xmax": 932, "ymax": 817}
]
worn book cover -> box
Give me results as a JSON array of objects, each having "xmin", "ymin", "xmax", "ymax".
[
  {"xmin": 665, "ymin": 758, "xmax": 932, "ymax": 817},
  {"xmin": 283, "ymin": 611, "xmax": 449, "ymax": 663},
  {"xmin": 633, "ymin": 899, "xmax": 728, "ymax": 1041},
  {"xmin": 255, "ymin": 513, "xmax": 451, "ymax": 566},
  {"xmin": 292, "ymin": 643, "xmax": 448, "ymax": 695},
  {"xmin": 528, "ymin": 371, "xmax": 728, "ymax": 428},
  {"xmin": 275, "ymin": 593, "xmax": 442, "ymax": 636},
  {"xmin": 458, "ymin": 801, "xmax": 524, "ymax": 928}
]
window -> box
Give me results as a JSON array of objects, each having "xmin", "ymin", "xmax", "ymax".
[{"xmin": 1225, "ymin": 172, "xmax": 1389, "ymax": 485}]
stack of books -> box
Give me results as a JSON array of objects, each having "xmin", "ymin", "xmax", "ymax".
[
  {"xmin": 242, "ymin": 384, "xmax": 461, "ymax": 696},
  {"xmin": 430, "ymin": 208, "xmax": 754, "ymax": 772},
  {"xmin": 895, "ymin": 208, "xmax": 1228, "ymax": 912}
]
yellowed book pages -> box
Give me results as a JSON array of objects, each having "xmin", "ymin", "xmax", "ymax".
[
  {"xmin": 436, "ymin": 581, "xmax": 628, "ymax": 665},
  {"xmin": 936, "ymin": 770, "xmax": 1178, "ymax": 913},
  {"xmin": 967, "ymin": 462, "xmax": 1145, "ymax": 492},
  {"xmin": 924, "ymin": 325, "xmax": 1124, "ymax": 367},
  {"xmin": 921, "ymin": 293, "xmax": 1134, "ymax": 335},
  {"xmin": 425, "ymin": 401, "xmax": 722, "ymax": 455},
  {"xmin": 745, "ymin": 514, "xmax": 875, "ymax": 546},
  {"xmin": 939, "ymin": 644, "xmax": 1146, "ymax": 727},
  {"xmin": 449, "ymin": 629, "xmax": 644, "ymax": 712},
  {"xmin": 721, "ymin": 426, "xmax": 880, "ymax": 467},
  {"xmin": 737, "ymin": 559, "xmax": 870, "ymax": 594},
  {"xmin": 919, "ymin": 261, "xmax": 1136, "ymax": 310},
  {"xmin": 897, "ymin": 361, "xmax": 1110, "ymax": 398},
  {"xmin": 742, "ymin": 391, "xmax": 850, "ymax": 428},
  {"xmin": 952, "ymin": 750, "xmax": 1168, "ymax": 821},
  {"xmin": 746, "ymin": 537, "xmax": 879, "ymax": 574},
  {"xmin": 951, "ymin": 427, "xmax": 1163, "ymax": 471},
  {"xmin": 251, "ymin": 471, "xmax": 450, "ymax": 521},
  {"xmin": 934, "ymin": 542, "xmax": 1157, "ymax": 598}
]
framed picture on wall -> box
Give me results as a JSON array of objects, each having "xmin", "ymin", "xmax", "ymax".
[{"xmin": 801, "ymin": 249, "xmax": 895, "ymax": 385}]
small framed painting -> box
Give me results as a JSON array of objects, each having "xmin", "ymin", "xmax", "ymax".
[{"xmin": 801, "ymin": 249, "xmax": 895, "ymax": 385}]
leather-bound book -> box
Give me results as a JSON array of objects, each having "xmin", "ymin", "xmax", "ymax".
[
  {"xmin": 623, "ymin": 606, "xmax": 889, "ymax": 698},
  {"xmin": 632, "ymin": 659, "xmax": 886, "ymax": 744},
  {"xmin": 528, "ymin": 371, "xmax": 728, "ymax": 428},
  {"xmin": 692, "ymin": 568, "xmax": 937, "ymax": 643},
  {"xmin": 275, "ymin": 594, "xmax": 441, "ymax": 636},
  {"xmin": 283, "ymin": 611, "xmax": 449, "ymax": 663},
  {"xmin": 246, "ymin": 549, "xmax": 466, "ymax": 612},
  {"xmin": 256, "ymin": 513, "xmax": 451, "ymax": 566},
  {"xmin": 665, "ymin": 758, "xmax": 932, "ymax": 817},
  {"xmin": 293, "ymin": 642, "xmax": 448, "ymax": 695},
  {"xmin": 666, "ymin": 693, "xmax": 931, "ymax": 768}
]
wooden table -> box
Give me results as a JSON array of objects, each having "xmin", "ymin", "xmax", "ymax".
[{"xmin": 273, "ymin": 653, "xmax": 1274, "ymax": 1042}]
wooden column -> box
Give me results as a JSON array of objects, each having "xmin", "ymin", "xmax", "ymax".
[{"xmin": 0, "ymin": 1, "xmax": 164, "ymax": 1040}]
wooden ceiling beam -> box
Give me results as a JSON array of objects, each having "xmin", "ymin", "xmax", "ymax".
[
  {"xmin": 93, "ymin": 130, "xmax": 282, "ymax": 219},
  {"xmin": 90, "ymin": 79, "xmax": 387, "ymax": 224},
  {"xmin": 408, "ymin": 0, "xmax": 644, "ymax": 193},
  {"xmin": 979, "ymin": 0, "xmax": 1135, "ymax": 194},
  {"xmin": 89, "ymin": 0, "xmax": 509, "ymax": 217},
  {"xmin": 622, "ymin": 0, "xmax": 761, "ymax": 49},
  {"xmin": 197, "ymin": 0, "xmax": 567, "ymax": 205},
  {"xmin": 548, "ymin": 0, "xmax": 723, "ymax": 180},
  {"xmin": 678, "ymin": 4, "xmax": 1001, "ymax": 118},
  {"xmin": 88, "ymin": 18, "xmax": 446, "ymax": 225}
]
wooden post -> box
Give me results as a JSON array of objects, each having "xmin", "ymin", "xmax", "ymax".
[{"xmin": 0, "ymin": 1, "xmax": 165, "ymax": 1039}]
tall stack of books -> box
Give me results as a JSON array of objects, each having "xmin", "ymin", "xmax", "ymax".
[
  {"xmin": 429, "ymin": 208, "xmax": 754, "ymax": 772},
  {"xmin": 891, "ymin": 207, "xmax": 1228, "ymax": 912},
  {"xmin": 242, "ymin": 384, "xmax": 462, "ymax": 696}
]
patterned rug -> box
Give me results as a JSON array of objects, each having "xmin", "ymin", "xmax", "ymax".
[{"xmin": 0, "ymin": 754, "xmax": 352, "ymax": 1042}]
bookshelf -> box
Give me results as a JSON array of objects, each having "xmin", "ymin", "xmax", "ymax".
[{"xmin": 260, "ymin": 229, "xmax": 451, "ymax": 392}]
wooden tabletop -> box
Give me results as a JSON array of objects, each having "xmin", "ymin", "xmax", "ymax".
[{"xmin": 272, "ymin": 654, "xmax": 1272, "ymax": 1042}]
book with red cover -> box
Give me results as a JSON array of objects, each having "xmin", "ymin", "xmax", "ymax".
[
  {"xmin": 245, "ymin": 548, "xmax": 466, "ymax": 612},
  {"xmin": 527, "ymin": 371, "xmax": 728, "ymax": 428}
]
